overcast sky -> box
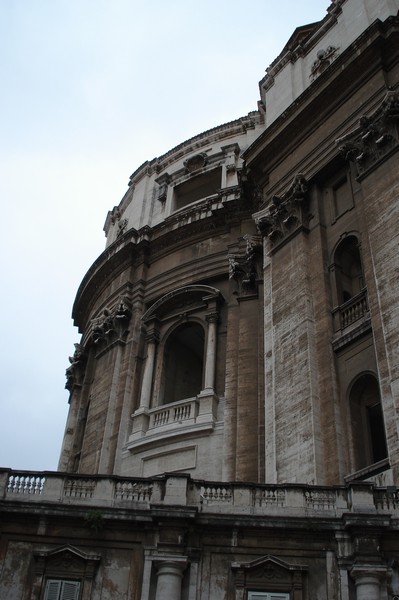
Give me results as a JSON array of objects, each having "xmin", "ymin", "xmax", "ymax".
[{"xmin": 0, "ymin": 1, "xmax": 328, "ymax": 472}]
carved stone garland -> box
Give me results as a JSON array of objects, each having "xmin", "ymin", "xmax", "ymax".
[
  {"xmin": 337, "ymin": 89, "xmax": 399, "ymax": 179},
  {"xmin": 255, "ymin": 173, "xmax": 310, "ymax": 249}
]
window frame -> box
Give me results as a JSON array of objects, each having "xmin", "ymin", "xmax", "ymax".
[
  {"xmin": 247, "ymin": 592, "xmax": 290, "ymax": 600},
  {"xmin": 44, "ymin": 579, "xmax": 81, "ymax": 600}
]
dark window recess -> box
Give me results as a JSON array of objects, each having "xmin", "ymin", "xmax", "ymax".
[
  {"xmin": 162, "ymin": 322, "xmax": 205, "ymax": 404},
  {"xmin": 174, "ymin": 168, "xmax": 221, "ymax": 211},
  {"xmin": 367, "ymin": 402, "xmax": 388, "ymax": 463},
  {"xmin": 350, "ymin": 374, "xmax": 388, "ymax": 471},
  {"xmin": 334, "ymin": 236, "xmax": 364, "ymax": 305}
]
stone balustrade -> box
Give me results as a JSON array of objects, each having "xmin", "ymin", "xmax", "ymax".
[
  {"xmin": 2, "ymin": 470, "xmax": 399, "ymax": 519},
  {"xmin": 149, "ymin": 398, "xmax": 198, "ymax": 430},
  {"xmin": 332, "ymin": 288, "xmax": 369, "ymax": 332}
]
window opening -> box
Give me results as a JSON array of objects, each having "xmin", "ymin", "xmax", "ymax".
[
  {"xmin": 334, "ymin": 236, "xmax": 363, "ymax": 305},
  {"xmin": 349, "ymin": 374, "xmax": 387, "ymax": 471},
  {"xmin": 162, "ymin": 322, "xmax": 204, "ymax": 405},
  {"xmin": 367, "ymin": 402, "xmax": 388, "ymax": 463},
  {"xmin": 44, "ymin": 580, "xmax": 80, "ymax": 600},
  {"xmin": 174, "ymin": 168, "xmax": 221, "ymax": 211}
]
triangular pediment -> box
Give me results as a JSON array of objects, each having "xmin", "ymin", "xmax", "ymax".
[
  {"xmin": 232, "ymin": 554, "xmax": 307, "ymax": 573},
  {"xmin": 34, "ymin": 545, "xmax": 101, "ymax": 578}
]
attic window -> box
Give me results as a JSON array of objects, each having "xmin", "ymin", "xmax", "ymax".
[{"xmin": 173, "ymin": 167, "xmax": 221, "ymax": 211}]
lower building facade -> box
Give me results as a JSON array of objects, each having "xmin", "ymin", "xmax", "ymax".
[{"xmin": 1, "ymin": 470, "xmax": 399, "ymax": 600}]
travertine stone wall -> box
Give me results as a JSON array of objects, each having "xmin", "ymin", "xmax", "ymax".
[{"xmin": 358, "ymin": 157, "xmax": 399, "ymax": 480}]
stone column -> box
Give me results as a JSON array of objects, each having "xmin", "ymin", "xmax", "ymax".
[
  {"xmin": 138, "ymin": 332, "xmax": 159, "ymax": 410},
  {"xmin": 203, "ymin": 312, "xmax": 218, "ymax": 392},
  {"xmin": 155, "ymin": 560, "xmax": 186, "ymax": 600},
  {"xmin": 351, "ymin": 565, "xmax": 387, "ymax": 600},
  {"xmin": 130, "ymin": 324, "xmax": 159, "ymax": 441}
]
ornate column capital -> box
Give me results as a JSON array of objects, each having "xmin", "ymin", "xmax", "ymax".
[
  {"xmin": 89, "ymin": 296, "xmax": 132, "ymax": 347},
  {"xmin": 254, "ymin": 173, "xmax": 311, "ymax": 250},
  {"xmin": 337, "ymin": 89, "xmax": 399, "ymax": 180}
]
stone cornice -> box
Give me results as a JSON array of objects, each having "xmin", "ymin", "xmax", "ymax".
[
  {"xmin": 126, "ymin": 112, "xmax": 263, "ymax": 188},
  {"xmin": 259, "ymin": 2, "xmax": 343, "ymax": 94},
  {"xmin": 245, "ymin": 16, "xmax": 399, "ymax": 174},
  {"xmin": 74, "ymin": 195, "xmax": 252, "ymax": 332}
]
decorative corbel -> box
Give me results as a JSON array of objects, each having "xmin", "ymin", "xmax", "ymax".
[
  {"xmin": 228, "ymin": 234, "xmax": 262, "ymax": 294},
  {"xmin": 90, "ymin": 296, "xmax": 132, "ymax": 347},
  {"xmin": 337, "ymin": 89, "xmax": 399, "ymax": 179},
  {"xmin": 255, "ymin": 173, "xmax": 310, "ymax": 249},
  {"xmin": 65, "ymin": 343, "xmax": 87, "ymax": 391}
]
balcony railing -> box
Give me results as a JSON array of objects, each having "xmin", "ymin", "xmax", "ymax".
[
  {"xmin": 148, "ymin": 397, "xmax": 199, "ymax": 430},
  {"xmin": 332, "ymin": 288, "xmax": 369, "ymax": 333},
  {"xmin": 2, "ymin": 470, "xmax": 399, "ymax": 519}
]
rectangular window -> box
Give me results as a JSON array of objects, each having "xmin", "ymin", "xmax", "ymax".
[
  {"xmin": 248, "ymin": 593, "xmax": 290, "ymax": 600},
  {"xmin": 44, "ymin": 580, "xmax": 80, "ymax": 600},
  {"xmin": 173, "ymin": 168, "xmax": 221, "ymax": 211}
]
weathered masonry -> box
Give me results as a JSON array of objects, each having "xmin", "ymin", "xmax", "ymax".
[{"xmin": 1, "ymin": 1, "xmax": 399, "ymax": 599}]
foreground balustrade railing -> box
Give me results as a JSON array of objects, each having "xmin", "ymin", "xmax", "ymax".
[{"xmin": 1, "ymin": 470, "xmax": 399, "ymax": 518}]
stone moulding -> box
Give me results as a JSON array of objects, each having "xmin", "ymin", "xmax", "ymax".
[
  {"xmin": 337, "ymin": 88, "xmax": 399, "ymax": 180},
  {"xmin": 142, "ymin": 285, "xmax": 224, "ymax": 324},
  {"xmin": 254, "ymin": 173, "xmax": 311, "ymax": 251}
]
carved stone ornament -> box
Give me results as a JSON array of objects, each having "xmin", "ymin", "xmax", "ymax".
[
  {"xmin": 310, "ymin": 45, "xmax": 338, "ymax": 80},
  {"xmin": 90, "ymin": 296, "xmax": 132, "ymax": 346},
  {"xmin": 65, "ymin": 343, "xmax": 87, "ymax": 391},
  {"xmin": 228, "ymin": 234, "xmax": 262, "ymax": 294},
  {"xmin": 117, "ymin": 217, "xmax": 128, "ymax": 238},
  {"xmin": 337, "ymin": 89, "xmax": 399, "ymax": 179},
  {"xmin": 110, "ymin": 206, "xmax": 121, "ymax": 225},
  {"xmin": 231, "ymin": 554, "xmax": 308, "ymax": 599},
  {"xmin": 34, "ymin": 545, "xmax": 101, "ymax": 584},
  {"xmin": 255, "ymin": 173, "xmax": 310, "ymax": 248},
  {"xmin": 183, "ymin": 152, "xmax": 208, "ymax": 173}
]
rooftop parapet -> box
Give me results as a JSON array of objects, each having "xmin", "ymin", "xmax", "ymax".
[{"xmin": 1, "ymin": 469, "xmax": 398, "ymax": 520}]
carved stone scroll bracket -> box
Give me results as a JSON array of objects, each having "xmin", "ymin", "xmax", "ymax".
[
  {"xmin": 155, "ymin": 172, "xmax": 171, "ymax": 204},
  {"xmin": 65, "ymin": 343, "xmax": 88, "ymax": 391},
  {"xmin": 255, "ymin": 173, "xmax": 311, "ymax": 251},
  {"xmin": 89, "ymin": 296, "xmax": 132, "ymax": 348},
  {"xmin": 337, "ymin": 89, "xmax": 399, "ymax": 180},
  {"xmin": 228, "ymin": 234, "xmax": 262, "ymax": 295}
]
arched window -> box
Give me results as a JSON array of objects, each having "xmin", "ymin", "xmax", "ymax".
[
  {"xmin": 333, "ymin": 235, "xmax": 363, "ymax": 305},
  {"xmin": 349, "ymin": 373, "xmax": 388, "ymax": 471},
  {"xmin": 161, "ymin": 322, "xmax": 205, "ymax": 405}
]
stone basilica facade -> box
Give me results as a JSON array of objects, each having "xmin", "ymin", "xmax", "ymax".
[{"xmin": 2, "ymin": 1, "xmax": 399, "ymax": 599}]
